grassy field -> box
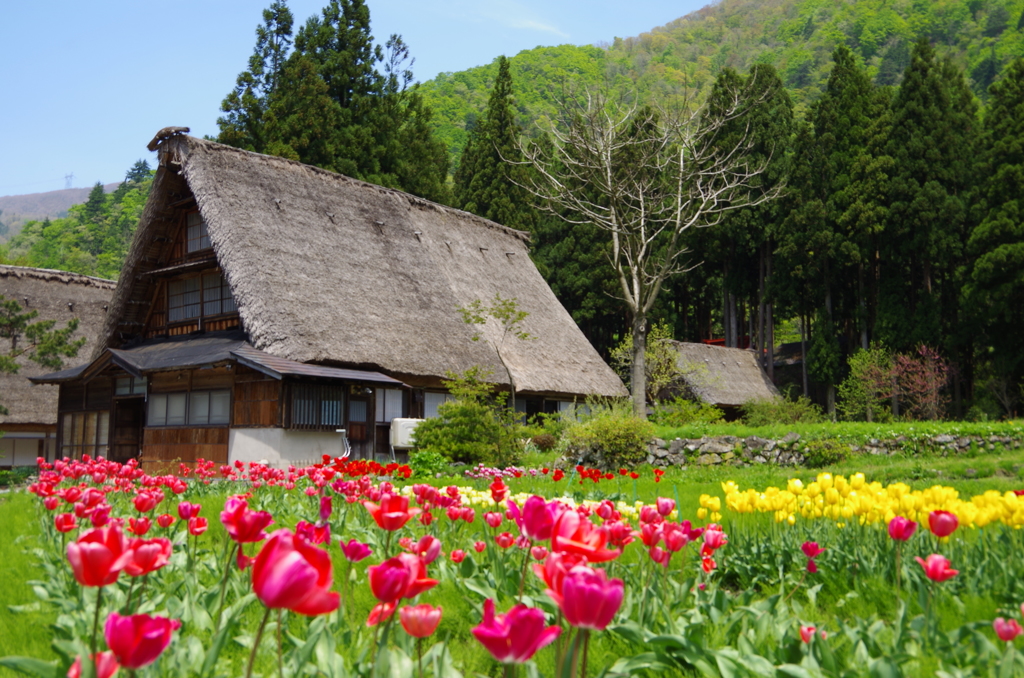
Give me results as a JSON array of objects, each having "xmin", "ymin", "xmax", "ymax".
[
  {"xmin": 653, "ymin": 418, "xmax": 1024, "ymax": 444},
  {"xmin": 2, "ymin": 437, "xmax": 1023, "ymax": 676}
]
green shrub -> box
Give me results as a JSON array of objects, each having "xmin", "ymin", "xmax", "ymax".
[
  {"xmin": 407, "ymin": 449, "xmax": 452, "ymax": 478},
  {"xmin": 650, "ymin": 396, "xmax": 725, "ymax": 427},
  {"xmin": 801, "ymin": 439, "xmax": 848, "ymax": 467},
  {"xmin": 741, "ymin": 395, "xmax": 826, "ymax": 426},
  {"xmin": 565, "ymin": 400, "xmax": 654, "ymax": 467}
]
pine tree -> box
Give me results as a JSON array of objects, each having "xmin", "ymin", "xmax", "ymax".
[
  {"xmin": 218, "ymin": 1, "xmax": 294, "ymax": 153},
  {"xmin": 879, "ymin": 39, "xmax": 978, "ymax": 356},
  {"xmin": 453, "ymin": 56, "xmax": 534, "ymax": 230},
  {"xmin": 967, "ymin": 58, "xmax": 1024, "ymax": 388}
]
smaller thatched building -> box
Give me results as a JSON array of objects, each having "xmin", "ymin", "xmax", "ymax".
[
  {"xmin": 667, "ymin": 341, "xmax": 780, "ymax": 419},
  {"xmin": 34, "ymin": 129, "xmax": 625, "ymax": 470},
  {"xmin": 1, "ymin": 265, "xmax": 115, "ymax": 467}
]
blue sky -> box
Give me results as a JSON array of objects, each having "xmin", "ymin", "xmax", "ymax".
[{"xmin": 0, "ymin": 0, "xmax": 707, "ymax": 197}]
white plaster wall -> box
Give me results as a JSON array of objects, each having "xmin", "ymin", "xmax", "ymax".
[
  {"xmin": 228, "ymin": 428, "xmax": 348, "ymax": 468},
  {"xmin": 0, "ymin": 432, "xmax": 55, "ymax": 466}
]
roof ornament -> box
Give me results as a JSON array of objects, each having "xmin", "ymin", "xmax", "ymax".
[
  {"xmin": 326, "ymin": 212, "xmax": 336, "ymax": 222},
  {"xmin": 373, "ymin": 220, "xmax": 385, "ymax": 234},
  {"xmin": 414, "ymin": 231, "xmax": 422, "ymax": 241},
  {"xmin": 146, "ymin": 126, "xmax": 190, "ymax": 152},
  {"xmin": 273, "ymin": 198, "xmax": 282, "ymax": 209}
]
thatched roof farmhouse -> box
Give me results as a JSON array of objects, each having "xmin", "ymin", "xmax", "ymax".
[
  {"xmin": 34, "ymin": 129, "xmax": 625, "ymax": 469},
  {"xmin": 1, "ymin": 265, "xmax": 115, "ymax": 467},
  {"xmin": 667, "ymin": 341, "xmax": 780, "ymax": 418}
]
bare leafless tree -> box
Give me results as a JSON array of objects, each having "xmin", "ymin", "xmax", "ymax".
[{"xmin": 520, "ymin": 87, "xmax": 782, "ymax": 414}]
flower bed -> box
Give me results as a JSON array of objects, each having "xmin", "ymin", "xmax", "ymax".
[{"xmin": 3, "ymin": 454, "xmax": 1024, "ymax": 678}]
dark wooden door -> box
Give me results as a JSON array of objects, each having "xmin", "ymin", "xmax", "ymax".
[{"xmin": 110, "ymin": 398, "xmax": 144, "ymax": 464}]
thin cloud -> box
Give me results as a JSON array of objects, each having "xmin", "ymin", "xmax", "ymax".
[{"xmin": 435, "ymin": 0, "xmax": 570, "ymax": 38}]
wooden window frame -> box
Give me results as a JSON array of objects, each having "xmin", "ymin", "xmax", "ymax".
[
  {"xmin": 166, "ymin": 271, "xmax": 237, "ymax": 326},
  {"xmin": 286, "ymin": 383, "xmax": 346, "ymax": 431},
  {"xmin": 60, "ymin": 410, "xmax": 110, "ymax": 459},
  {"xmin": 147, "ymin": 390, "xmax": 231, "ymax": 428}
]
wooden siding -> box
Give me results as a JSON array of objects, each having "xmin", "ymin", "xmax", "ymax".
[
  {"xmin": 140, "ymin": 427, "xmax": 228, "ymax": 467},
  {"xmin": 150, "ymin": 367, "xmax": 233, "ymax": 393},
  {"xmin": 233, "ymin": 369, "xmax": 280, "ymax": 427}
]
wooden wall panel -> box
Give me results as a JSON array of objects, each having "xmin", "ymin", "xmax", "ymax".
[
  {"xmin": 233, "ymin": 377, "xmax": 280, "ymax": 427},
  {"xmin": 140, "ymin": 427, "xmax": 228, "ymax": 468}
]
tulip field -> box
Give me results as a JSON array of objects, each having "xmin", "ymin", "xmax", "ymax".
[{"xmin": 2, "ymin": 449, "xmax": 1024, "ymax": 678}]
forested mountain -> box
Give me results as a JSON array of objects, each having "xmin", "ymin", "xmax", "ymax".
[
  {"xmin": 0, "ymin": 184, "xmax": 119, "ymax": 241},
  {"xmin": 421, "ymin": 0, "xmax": 1024, "ymax": 170}
]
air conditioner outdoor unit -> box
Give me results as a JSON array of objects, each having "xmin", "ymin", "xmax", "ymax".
[{"xmin": 390, "ymin": 418, "xmax": 424, "ymax": 449}]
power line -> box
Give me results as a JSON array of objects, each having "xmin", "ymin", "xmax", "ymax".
[{"xmin": 65, "ymin": 173, "xmax": 74, "ymax": 190}]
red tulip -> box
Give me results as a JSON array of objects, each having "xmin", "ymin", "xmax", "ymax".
[
  {"xmin": 550, "ymin": 510, "xmax": 621, "ymax": 563},
  {"xmin": 533, "ymin": 552, "xmax": 586, "ymax": 606},
  {"xmin": 104, "ymin": 612, "xmax": 180, "ymax": 669},
  {"xmin": 67, "ymin": 652, "xmax": 119, "ymax": 678},
  {"xmin": 362, "ymin": 493, "xmax": 420, "ymax": 531},
  {"xmin": 473, "ymin": 541, "xmax": 486, "ymax": 553},
  {"xmin": 559, "ymin": 565, "xmax": 623, "ymax": 631},
  {"xmin": 507, "ymin": 496, "xmax": 563, "ymax": 541},
  {"xmin": 799, "ymin": 625, "xmax": 816, "ymax": 643},
  {"xmin": 702, "ymin": 556, "xmax": 717, "ymax": 573},
  {"xmin": 915, "ymin": 554, "xmax": 958, "ymax": 582},
  {"xmin": 127, "ymin": 517, "xmax": 151, "ymax": 537},
  {"xmin": 340, "ymin": 539, "xmax": 373, "ymax": 563},
  {"xmin": 888, "ymin": 516, "xmax": 917, "ymax": 541},
  {"xmin": 450, "ymin": 549, "xmax": 466, "ymax": 563},
  {"xmin": 220, "ymin": 496, "xmax": 273, "ymax": 543},
  {"xmin": 55, "ymin": 513, "xmax": 78, "ymax": 533},
  {"xmin": 156, "ymin": 514, "xmax": 175, "ymax": 529},
  {"xmin": 495, "ymin": 532, "xmax": 515, "ymax": 549},
  {"xmin": 801, "ymin": 542, "xmax": 825, "ymax": 559},
  {"xmin": 928, "ymin": 511, "xmax": 958, "ymax": 538},
  {"xmin": 807, "ymin": 560, "xmax": 818, "ymax": 574},
  {"xmin": 133, "ymin": 493, "xmax": 158, "ymax": 514},
  {"xmin": 662, "ymin": 524, "xmax": 689, "ymax": 552},
  {"xmin": 124, "ymin": 538, "xmax": 172, "ymax": 577},
  {"xmin": 90, "ymin": 504, "xmax": 112, "ymax": 528},
  {"xmin": 461, "ymin": 507, "xmax": 476, "ymax": 523},
  {"xmin": 400, "ymin": 604, "xmax": 443, "ymax": 638},
  {"xmin": 994, "ymin": 618, "xmax": 1023, "ymax": 642},
  {"xmin": 484, "ymin": 511, "xmax": 503, "ymax": 528},
  {"xmin": 367, "ymin": 553, "xmax": 438, "ymax": 604},
  {"xmin": 295, "ymin": 520, "xmax": 330, "ymax": 545},
  {"xmin": 188, "ymin": 517, "xmax": 208, "ymax": 536},
  {"xmin": 471, "ymin": 599, "xmax": 560, "ymax": 664},
  {"xmin": 367, "ymin": 602, "xmax": 397, "ymax": 626},
  {"xmin": 489, "ymin": 478, "xmax": 509, "ymax": 503},
  {"xmin": 252, "ymin": 529, "xmax": 339, "ymax": 616},
  {"xmin": 649, "ymin": 545, "xmax": 671, "ymax": 568},
  {"xmin": 319, "ymin": 495, "xmax": 333, "ymax": 522},
  {"xmin": 44, "ymin": 496, "xmax": 60, "ymax": 511},
  {"xmin": 67, "ymin": 525, "xmax": 133, "ymax": 587},
  {"xmin": 531, "ymin": 546, "xmax": 548, "ymax": 561}
]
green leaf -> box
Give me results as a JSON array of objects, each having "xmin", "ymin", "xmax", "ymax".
[
  {"xmin": 868, "ymin": 657, "xmax": 902, "ymax": 678},
  {"xmin": 0, "ymin": 657, "xmax": 60, "ymax": 678}
]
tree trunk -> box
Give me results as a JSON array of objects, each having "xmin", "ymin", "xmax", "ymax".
[
  {"xmin": 801, "ymin": 312, "xmax": 809, "ymax": 397},
  {"xmin": 766, "ymin": 248, "xmax": 774, "ymax": 382},
  {"xmin": 631, "ymin": 314, "xmax": 647, "ymax": 417},
  {"xmin": 858, "ymin": 262, "xmax": 868, "ymax": 351}
]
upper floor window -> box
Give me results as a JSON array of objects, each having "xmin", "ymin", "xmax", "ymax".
[
  {"xmin": 114, "ymin": 376, "xmax": 147, "ymax": 396},
  {"xmin": 148, "ymin": 390, "xmax": 230, "ymax": 427},
  {"xmin": 168, "ymin": 273, "xmax": 236, "ymax": 323},
  {"xmin": 186, "ymin": 212, "xmax": 211, "ymax": 253}
]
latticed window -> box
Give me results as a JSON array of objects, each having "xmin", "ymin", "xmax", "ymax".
[
  {"xmin": 148, "ymin": 391, "xmax": 230, "ymax": 427},
  {"xmin": 289, "ymin": 383, "xmax": 344, "ymax": 430},
  {"xmin": 168, "ymin": 273, "xmax": 235, "ymax": 323},
  {"xmin": 61, "ymin": 411, "xmax": 110, "ymax": 458},
  {"xmin": 186, "ymin": 212, "xmax": 211, "ymax": 252}
]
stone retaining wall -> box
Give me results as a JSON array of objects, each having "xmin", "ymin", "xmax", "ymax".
[{"xmin": 641, "ymin": 433, "xmax": 1024, "ymax": 468}]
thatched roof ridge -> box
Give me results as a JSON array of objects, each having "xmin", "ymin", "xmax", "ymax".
[
  {"xmin": 101, "ymin": 133, "xmax": 625, "ymax": 398},
  {"xmin": 0, "ymin": 265, "xmax": 114, "ymax": 425},
  {"xmin": 669, "ymin": 341, "xmax": 779, "ymax": 408}
]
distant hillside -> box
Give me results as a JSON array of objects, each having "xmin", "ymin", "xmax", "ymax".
[
  {"xmin": 0, "ymin": 183, "xmax": 119, "ymax": 240},
  {"xmin": 421, "ymin": 0, "xmax": 1024, "ymax": 169}
]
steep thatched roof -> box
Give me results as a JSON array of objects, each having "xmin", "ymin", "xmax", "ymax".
[
  {"xmin": 99, "ymin": 133, "xmax": 625, "ymax": 398},
  {"xmin": 0, "ymin": 266, "xmax": 115, "ymax": 425},
  {"xmin": 669, "ymin": 341, "xmax": 779, "ymax": 408}
]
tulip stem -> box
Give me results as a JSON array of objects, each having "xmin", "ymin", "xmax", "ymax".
[
  {"xmin": 245, "ymin": 607, "xmax": 272, "ymax": 678},
  {"xmin": 416, "ymin": 638, "xmax": 423, "ymax": 678},
  {"xmin": 91, "ymin": 586, "xmax": 104, "ymax": 658},
  {"xmin": 894, "ymin": 543, "xmax": 902, "ymax": 599},
  {"xmin": 124, "ymin": 577, "xmax": 136, "ymax": 614},
  {"xmin": 581, "ymin": 629, "xmax": 590, "ymax": 678},
  {"xmin": 517, "ymin": 548, "xmax": 530, "ymax": 603},
  {"xmin": 277, "ymin": 610, "xmax": 284, "ymax": 678},
  {"xmin": 215, "ymin": 542, "xmax": 239, "ymax": 629}
]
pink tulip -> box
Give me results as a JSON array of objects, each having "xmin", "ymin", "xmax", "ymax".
[
  {"xmin": 994, "ymin": 618, "xmax": 1023, "ymax": 642},
  {"xmin": 800, "ymin": 625, "xmax": 816, "ymax": 643},
  {"xmin": 662, "ymin": 524, "xmax": 689, "ymax": 552},
  {"xmin": 415, "ymin": 535, "xmax": 442, "ymax": 564},
  {"xmin": 649, "ymin": 546, "xmax": 671, "ymax": 568},
  {"xmin": 559, "ymin": 565, "xmax": 623, "ymax": 631},
  {"xmin": 507, "ymin": 496, "xmax": 563, "ymax": 541},
  {"xmin": 187, "ymin": 517, "xmax": 208, "ymax": 536},
  {"xmin": 400, "ymin": 604, "xmax": 443, "ymax": 638},
  {"xmin": 471, "ymin": 599, "xmax": 560, "ymax": 664},
  {"xmin": 915, "ymin": 554, "xmax": 958, "ymax": 582},
  {"xmin": 533, "ymin": 552, "xmax": 585, "ymax": 606},
  {"xmin": 340, "ymin": 539, "xmax": 372, "ymax": 563},
  {"xmin": 104, "ymin": 612, "xmax": 180, "ymax": 669},
  {"xmin": 319, "ymin": 495, "xmax": 333, "ymax": 522},
  {"xmin": 252, "ymin": 529, "xmax": 340, "ymax": 616},
  {"xmin": 703, "ymin": 527, "xmax": 728, "ymax": 551},
  {"xmin": 55, "ymin": 513, "xmax": 77, "ymax": 533},
  {"xmin": 368, "ymin": 554, "xmax": 437, "ymax": 604},
  {"xmin": 484, "ymin": 511, "xmax": 503, "ymax": 528},
  {"xmin": 132, "ymin": 493, "xmax": 157, "ymax": 514},
  {"xmin": 639, "ymin": 505, "xmax": 663, "ymax": 524},
  {"xmin": 656, "ymin": 497, "xmax": 675, "ymax": 517},
  {"xmin": 928, "ymin": 511, "xmax": 959, "ymax": 538},
  {"xmin": 156, "ymin": 514, "xmax": 175, "ymax": 529},
  {"xmin": 177, "ymin": 501, "xmax": 201, "ymax": 521},
  {"xmin": 531, "ymin": 546, "xmax": 549, "ymax": 561},
  {"xmin": 888, "ymin": 516, "xmax": 917, "ymax": 541}
]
